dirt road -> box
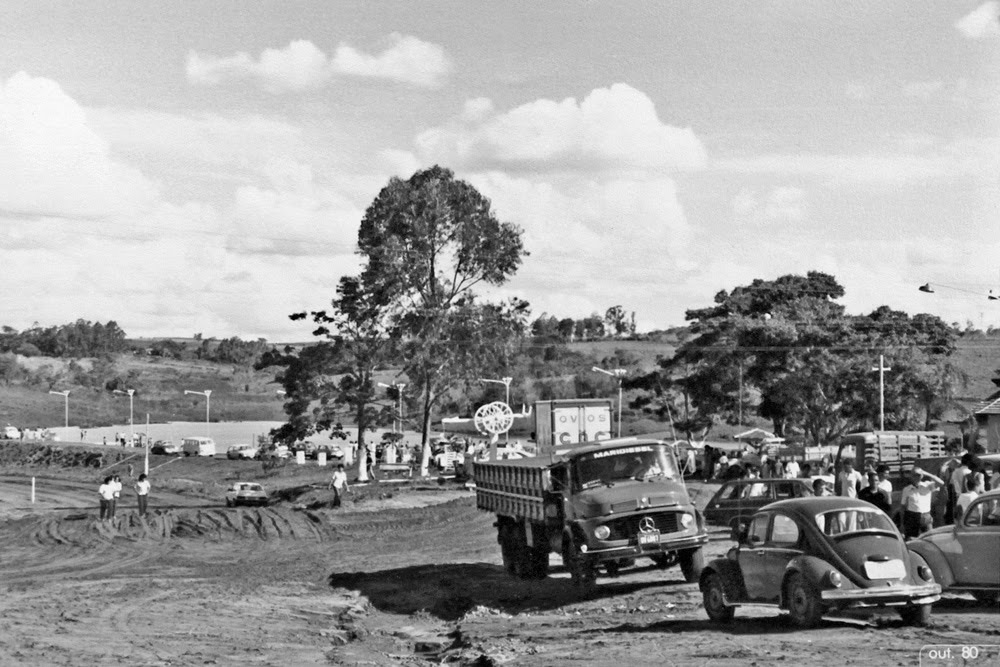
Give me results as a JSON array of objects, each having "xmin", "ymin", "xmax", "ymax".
[{"xmin": 0, "ymin": 473, "xmax": 997, "ymax": 666}]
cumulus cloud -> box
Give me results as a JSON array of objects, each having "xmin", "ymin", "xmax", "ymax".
[
  {"xmin": 414, "ymin": 83, "xmax": 707, "ymax": 174},
  {"xmin": 733, "ymin": 186, "xmax": 806, "ymax": 225},
  {"xmin": 331, "ymin": 33, "xmax": 452, "ymax": 87},
  {"xmin": 187, "ymin": 34, "xmax": 451, "ymax": 92},
  {"xmin": 0, "ymin": 72, "xmax": 158, "ymax": 219},
  {"xmin": 955, "ymin": 2, "xmax": 1000, "ymax": 39}
]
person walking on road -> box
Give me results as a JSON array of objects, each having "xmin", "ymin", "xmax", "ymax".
[
  {"xmin": 135, "ymin": 473, "xmax": 150, "ymax": 517},
  {"xmin": 328, "ymin": 464, "xmax": 349, "ymax": 508},
  {"xmin": 98, "ymin": 476, "xmax": 114, "ymax": 520}
]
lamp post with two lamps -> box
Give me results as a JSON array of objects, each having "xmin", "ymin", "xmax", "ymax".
[
  {"xmin": 113, "ymin": 388, "xmax": 135, "ymax": 445},
  {"xmin": 48, "ymin": 390, "xmax": 70, "ymax": 429},
  {"xmin": 591, "ymin": 367, "xmax": 626, "ymax": 438},
  {"xmin": 184, "ymin": 390, "xmax": 212, "ymax": 437}
]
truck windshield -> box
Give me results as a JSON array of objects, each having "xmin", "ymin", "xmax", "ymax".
[{"xmin": 574, "ymin": 444, "xmax": 679, "ymax": 489}]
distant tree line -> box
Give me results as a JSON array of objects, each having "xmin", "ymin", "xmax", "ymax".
[
  {"xmin": 0, "ymin": 320, "xmax": 128, "ymax": 358},
  {"xmin": 530, "ymin": 305, "xmax": 638, "ymax": 341}
]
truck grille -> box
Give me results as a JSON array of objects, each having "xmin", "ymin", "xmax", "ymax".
[{"xmin": 606, "ymin": 512, "xmax": 680, "ymax": 540}]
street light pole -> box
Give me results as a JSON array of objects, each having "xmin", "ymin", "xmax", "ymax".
[
  {"xmin": 871, "ymin": 355, "xmax": 892, "ymax": 432},
  {"xmin": 592, "ymin": 367, "xmax": 626, "ymax": 438},
  {"xmin": 479, "ymin": 377, "xmax": 513, "ymax": 442},
  {"xmin": 184, "ymin": 390, "xmax": 212, "ymax": 437},
  {"xmin": 48, "ymin": 390, "xmax": 70, "ymax": 428},
  {"xmin": 114, "ymin": 389, "xmax": 135, "ymax": 444}
]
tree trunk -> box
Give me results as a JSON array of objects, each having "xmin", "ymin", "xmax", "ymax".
[
  {"xmin": 355, "ymin": 400, "xmax": 369, "ymax": 482},
  {"xmin": 418, "ymin": 380, "xmax": 434, "ymax": 477}
]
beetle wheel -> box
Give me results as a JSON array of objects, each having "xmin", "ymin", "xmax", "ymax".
[
  {"xmin": 898, "ymin": 603, "xmax": 932, "ymax": 626},
  {"xmin": 702, "ymin": 572, "xmax": 735, "ymax": 622},
  {"xmin": 785, "ymin": 573, "xmax": 824, "ymax": 628}
]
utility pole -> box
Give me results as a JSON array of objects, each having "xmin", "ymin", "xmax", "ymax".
[{"xmin": 871, "ymin": 355, "xmax": 892, "ymax": 432}]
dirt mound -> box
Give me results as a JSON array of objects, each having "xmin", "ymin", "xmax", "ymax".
[
  {"xmin": 0, "ymin": 442, "xmax": 126, "ymax": 469},
  {"xmin": 21, "ymin": 506, "xmax": 338, "ymax": 546}
]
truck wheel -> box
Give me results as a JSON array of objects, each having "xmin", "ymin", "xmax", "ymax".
[
  {"xmin": 526, "ymin": 546, "xmax": 549, "ymax": 579},
  {"xmin": 498, "ymin": 524, "xmax": 517, "ymax": 575},
  {"xmin": 679, "ymin": 548, "xmax": 705, "ymax": 583}
]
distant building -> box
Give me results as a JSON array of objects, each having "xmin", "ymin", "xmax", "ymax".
[{"xmin": 971, "ymin": 376, "xmax": 1000, "ymax": 453}]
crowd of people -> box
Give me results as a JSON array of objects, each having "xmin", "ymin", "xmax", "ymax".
[{"xmin": 699, "ymin": 442, "xmax": 1000, "ymax": 540}]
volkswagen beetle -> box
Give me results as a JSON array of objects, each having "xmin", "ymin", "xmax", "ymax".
[
  {"xmin": 907, "ymin": 488, "xmax": 1000, "ymax": 605},
  {"xmin": 699, "ymin": 497, "xmax": 940, "ymax": 627}
]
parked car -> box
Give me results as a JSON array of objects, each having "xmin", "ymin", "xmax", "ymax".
[
  {"xmin": 314, "ymin": 443, "xmax": 344, "ymax": 461},
  {"xmin": 3, "ymin": 425, "xmax": 21, "ymax": 440},
  {"xmin": 225, "ymin": 482, "xmax": 269, "ymax": 507},
  {"xmin": 150, "ymin": 440, "xmax": 181, "ymax": 455},
  {"xmin": 226, "ymin": 444, "xmax": 259, "ymax": 460},
  {"xmin": 182, "ymin": 436, "xmax": 217, "ymax": 457},
  {"xmin": 699, "ymin": 497, "xmax": 941, "ymax": 627},
  {"xmin": 703, "ymin": 477, "xmax": 814, "ymax": 531},
  {"xmin": 907, "ymin": 488, "xmax": 1000, "ymax": 604}
]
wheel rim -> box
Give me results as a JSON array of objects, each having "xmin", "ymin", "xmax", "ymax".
[{"xmin": 707, "ymin": 582, "xmax": 725, "ymax": 613}]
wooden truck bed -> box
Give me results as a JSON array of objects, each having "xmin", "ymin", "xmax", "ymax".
[{"xmin": 474, "ymin": 458, "xmax": 550, "ymax": 521}]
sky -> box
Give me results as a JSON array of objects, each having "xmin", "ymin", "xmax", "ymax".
[{"xmin": 2, "ymin": 1, "xmax": 998, "ymax": 342}]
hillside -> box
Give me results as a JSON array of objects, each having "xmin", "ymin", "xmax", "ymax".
[{"xmin": 1, "ymin": 335, "xmax": 997, "ymax": 432}]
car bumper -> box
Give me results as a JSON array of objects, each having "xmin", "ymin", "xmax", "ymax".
[
  {"xmin": 583, "ymin": 533, "xmax": 709, "ymax": 561},
  {"xmin": 821, "ymin": 583, "xmax": 941, "ymax": 607}
]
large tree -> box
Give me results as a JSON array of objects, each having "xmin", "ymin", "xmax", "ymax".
[
  {"xmin": 661, "ymin": 272, "xmax": 961, "ymax": 445},
  {"xmin": 356, "ymin": 165, "xmax": 528, "ymax": 475},
  {"xmin": 274, "ymin": 275, "xmax": 395, "ymax": 480}
]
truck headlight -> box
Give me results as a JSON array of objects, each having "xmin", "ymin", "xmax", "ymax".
[
  {"xmin": 594, "ymin": 525, "xmax": 611, "ymax": 540},
  {"xmin": 680, "ymin": 513, "xmax": 693, "ymax": 528}
]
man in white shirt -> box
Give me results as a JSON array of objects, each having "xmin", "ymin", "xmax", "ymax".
[
  {"xmin": 837, "ymin": 460, "xmax": 863, "ymax": 499},
  {"xmin": 134, "ymin": 473, "xmax": 151, "ymax": 517},
  {"xmin": 950, "ymin": 455, "xmax": 973, "ymax": 520},
  {"xmin": 328, "ymin": 464, "xmax": 350, "ymax": 508},
  {"xmin": 784, "ymin": 459, "xmax": 800, "ymax": 479},
  {"xmin": 875, "ymin": 464, "xmax": 893, "ymax": 507},
  {"xmin": 900, "ymin": 467, "xmax": 944, "ymax": 539},
  {"xmin": 110, "ymin": 474, "xmax": 122, "ymax": 519},
  {"xmin": 98, "ymin": 476, "xmax": 115, "ymax": 520},
  {"xmin": 956, "ymin": 472, "xmax": 985, "ymax": 522}
]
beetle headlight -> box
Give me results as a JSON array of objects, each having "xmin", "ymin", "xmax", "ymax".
[
  {"xmin": 918, "ymin": 565, "xmax": 933, "ymax": 581},
  {"xmin": 827, "ymin": 570, "xmax": 842, "ymax": 588},
  {"xmin": 594, "ymin": 525, "xmax": 611, "ymax": 540},
  {"xmin": 680, "ymin": 513, "xmax": 693, "ymax": 528}
]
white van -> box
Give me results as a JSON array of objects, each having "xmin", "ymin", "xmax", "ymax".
[{"xmin": 182, "ymin": 436, "xmax": 217, "ymax": 457}]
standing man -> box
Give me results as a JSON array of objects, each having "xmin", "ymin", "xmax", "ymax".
[
  {"xmin": 98, "ymin": 476, "xmax": 114, "ymax": 520},
  {"xmin": 837, "ymin": 460, "xmax": 863, "ymax": 498},
  {"xmin": 858, "ymin": 471, "xmax": 891, "ymax": 514},
  {"xmin": 900, "ymin": 467, "xmax": 945, "ymax": 539},
  {"xmin": 110, "ymin": 474, "xmax": 123, "ymax": 519},
  {"xmin": 784, "ymin": 458, "xmax": 800, "ymax": 479},
  {"xmin": 134, "ymin": 473, "xmax": 150, "ymax": 517},
  {"xmin": 328, "ymin": 463, "xmax": 349, "ymax": 508}
]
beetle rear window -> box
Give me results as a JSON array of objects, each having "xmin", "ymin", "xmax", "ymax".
[{"xmin": 815, "ymin": 508, "xmax": 895, "ymax": 536}]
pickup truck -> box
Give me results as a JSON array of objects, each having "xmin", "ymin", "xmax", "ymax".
[{"xmin": 475, "ymin": 438, "xmax": 708, "ymax": 594}]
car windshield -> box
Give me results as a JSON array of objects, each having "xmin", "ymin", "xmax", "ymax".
[
  {"xmin": 574, "ymin": 444, "xmax": 679, "ymax": 489},
  {"xmin": 815, "ymin": 508, "xmax": 896, "ymax": 537}
]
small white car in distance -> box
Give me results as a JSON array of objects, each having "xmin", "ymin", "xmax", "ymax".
[{"xmin": 225, "ymin": 482, "xmax": 269, "ymax": 507}]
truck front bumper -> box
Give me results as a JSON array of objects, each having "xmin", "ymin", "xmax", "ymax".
[{"xmin": 581, "ymin": 532, "xmax": 708, "ymax": 561}]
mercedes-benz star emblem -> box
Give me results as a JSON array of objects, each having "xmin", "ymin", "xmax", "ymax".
[{"xmin": 639, "ymin": 517, "xmax": 657, "ymax": 534}]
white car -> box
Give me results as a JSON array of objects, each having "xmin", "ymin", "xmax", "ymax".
[
  {"xmin": 3, "ymin": 426, "xmax": 21, "ymax": 439},
  {"xmin": 226, "ymin": 444, "xmax": 259, "ymax": 460},
  {"xmin": 225, "ymin": 482, "xmax": 269, "ymax": 507}
]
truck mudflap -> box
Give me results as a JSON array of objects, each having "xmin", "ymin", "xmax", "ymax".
[{"xmin": 580, "ymin": 533, "xmax": 708, "ymax": 561}]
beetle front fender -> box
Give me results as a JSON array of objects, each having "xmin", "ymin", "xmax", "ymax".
[{"xmin": 907, "ymin": 542, "xmax": 954, "ymax": 588}]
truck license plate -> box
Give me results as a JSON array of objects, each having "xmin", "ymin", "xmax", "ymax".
[{"xmin": 638, "ymin": 531, "xmax": 660, "ymax": 547}]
